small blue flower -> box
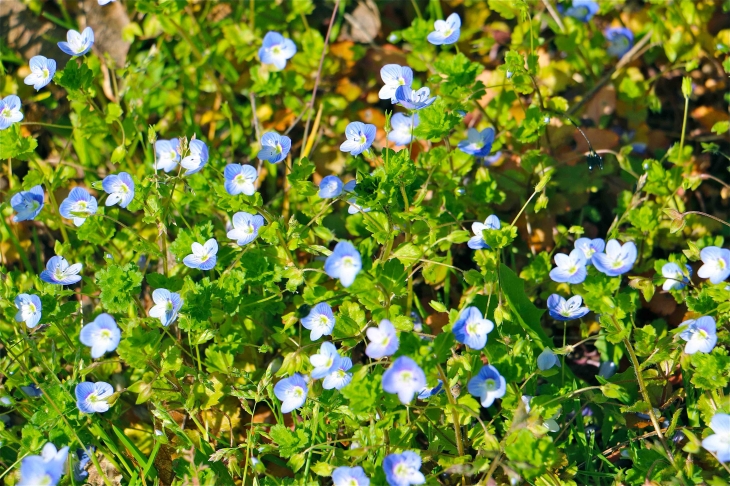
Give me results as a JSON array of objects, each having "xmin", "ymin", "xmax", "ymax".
[
  {"xmin": 17, "ymin": 443, "xmax": 69, "ymax": 486},
  {"xmin": 549, "ymin": 249, "xmax": 587, "ymax": 284},
  {"xmin": 323, "ymin": 357, "xmax": 353, "ymax": 390},
  {"xmin": 382, "ymin": 356, "xmax": 427, "ymax": 405},
  {"xmin": 319, "ymin": 175, "xmax": 344, "ymax": 198},
  {"xmin": 365, "ymin": 319, "xmax": 399, "ymax": 359},
  {"xmin": 72, "ymin": 447, "xmax": 94, "ymax": 482},
  {"xmin": 347, "ymin": 197, "xmax": 372, "ymax": 215},
  {"xmin": 702, "ymin": 413, "xmax": 730, "ymax": 462},
  {"xmin": 468, "ymin": 364, "xmax": 506, "ymax": 408},
  {"xmin": 379, "ymin": 64, "xmax": 414, "ymax": 102},
  {"xmin": 227, "ymin": 211, "xmax": 265, "ymax": 246},
  {"xmin": 698, "ymin": 246, "xmax": 730, "ymax": 284},
  {"xmin": 257, "ymin": 131, "xmax": 292, "ymax": 164},
  {"xmin": 388, "ymin": 113, "xmax": 419, "ymax": 147},
  {"xmin": 75, "ymin": 381, "xmax": 113, "ymax": 414},
  {"xmin": 592, "ymin": 239, "xmax": 637, "ymax": 277},
  {"xmin": 148, "ymin": 289, "xmax": 183, "ymax": 327},
  {"xmin": 340, "ymin": 122, "xmax": 376, "ymax": 156},
  {"xmin": 0, "ymin": 95, "xmax": 24, "ymax": 130},
  {"xmin": 458, "ymin": 127, "xmax": 495, "ymax": 157},
  {"xmin": 310, "ymin": 342, "xmax": 341, "ymax": 379},
  {"xmin": 102, "ymin": 172, "xmax": 135, "ymax": 208},
  {"xmin": 183, "ymin": 238, "xmax": 218, "ymax": 270},
  {"xmin": 301, "ymin": 302, "xmax": 336, "ymax": 340},
  {"xmin": 394, "ymin": 86, "xmax": 436, "ymax": 111},
  {"xmin": 605, "ymin": 27, "xmax": 634, "ymax": 57},
  {"xmin": 574, "ymin": 237, "xmax": 605, "ymax": 265},
  {"xmin": 417, "ymin": 379, "xmax": 444, "ymax": 400},
  {"xmin": 154, "ymin": 139, "xmax": 180, "ymax": 172},
  {"xmin": 332, "ymin": 466, "xmax": 370, "ymax": 486},
  {"xmin": 58, "ymin": 27, "xmax": 94, "ymax": 56},
  {"xmin": 427, "ymin": 12, "xmax": 461, "ymax": 45},
  {"xmin": 274, "ymin": 373, "xmax": 308, "ymax": 413},
  {"xmin": 181, "ymin": 139, "xmax": 209, "ymax": 175},
  {"xmin": 562, "ymin": 0, "xmax": 599, "ymax": 22},
  {"xmin": 40, "ymin": 256, "xmax": 83, "ymax": 285},
  {"xmin": 452, "ymin": 306, "xmax": 494, "ymax": 350},
  {"xmin": 598, "ymin": 361, "xmax": 616, "ymax": 379},
  {"xmin": 324, "ymin": 241, "xmax": 362, "ymax": 288},
  {"xmin": 383, "ymin": 451, "xmax": 425, "ymax": 486},
  {"xmin": 59, "ymin": 187, "xmax": 97, "ymax": 226},
  {"xmin": 547, "ymin": 294, "xmax": 589, "ymax": 321},
  {"xmin": 79, "ymin": 313, "xmax": 121, "ymax": 359},
  {"xmin": 679, "ymin": 316, "xmax": 717, "ymax": 355},
  {"xmin": 662, "ymin": 262, "xmax": 692, "ymax": 291},
  {"xmin": 11, "ymin": 185, "xmax": 44, "ymax": 222},
  {"xmin": 468, "ymin": 214, "xmax": 500, "ymax": 250},
  {"xmin": 24, "ymin": 56, "xmax": 56, "ymax": 90},
  {"xmin": 258, "ymin": 31, "xmax": 297, "ymax": 69},
  {"xmin": 14, "ymin": 293, "xmax": 42, "ymax": 328},
  {"xmin": 224, "ymin": 164, "xmax": 258, "ymax": 196},
  {"xmin": 537, "ymin": 348, "xmax": 561, "ymax": 371},
  {"xmin": 21, "ymin": 384, "xmax": 42, "ymax": 397}
]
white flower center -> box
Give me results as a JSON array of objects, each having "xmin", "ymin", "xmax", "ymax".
[
  {"xmin": 484, "ymin": 378, "xmax": 497, "ymax": 391},
  {"xmin": 42, "ymin": 68, "xmax": 50, "ymax": 78},
  {"xmin": 101, "ymin": 329, "xmax": 112, "ymax": 339},
  {"xmin": 318, "ymin": 316, "xmax": 330, "ymax": 327},
  {"xmin": 1, "ymin": 108, "xmax": 10, "ymax": 118},
  {"xmin": 399, "ymin": 371, "xmax": 413, "ymax": 383},
  {"xmin": 342, "ymin": 257, "xmax": 354, "ymax": 268},
  {"xmin": 169, "ymin": 150, "xmax": 177, "ymax": 160},
  {"xmin": 165, "ymin": 300, "xmax": 174, "ymax": 311}
]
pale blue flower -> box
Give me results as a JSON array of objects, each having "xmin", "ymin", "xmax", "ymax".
[
  {"xmin": 24, "ymin": 56, "xmax": 56, "ymax": 90},
  {"xmin": 549, "ymin": 249, "xmax": 587, "ymax": 284},
  {"xmin": 340, "ymin": 122, "xmax": 376, "ymax": 156},
  {"xmin": 224, "ymin": 164, "xmax": 258, "ymax": 196},
  {"xmin": 547, "ymin": 294, "xmax": 589, "ymax": 321},
  {"xmin": 79, "ymin": 313, "xmax": 121, "ymax": 359},
  {"xmin": 347, "ymin": 197, "xmax": 372, "ymax": 215},
  {"xmin": 59, "ymin": 187, "xmax": 97, "ymax": 226},
  {"xmin": 324, "ymin": 241, "xmax": 362, "ymax": 287},
  {"xmin": 452, "ymin": 306, "xmax": 494, "ymax": 350},
  {"xmin": 183, "ymin": 238, "xmax": 218, "ymax": 270},
  {"xmin": 0, "ymin": 95, "xmax": 24, "ymax": 130},
  {"xmin": 379, "ymin": 64, "xmax": 413, "ymax": 102},
  {"xmin": 319, "ymin": 175, "xmax": 343, "ymax": 198},
  {"xmin": 698, "ymin": 246, "xmax": 730, "ymax": 284},
  {"xmin": 458, "ymin": 128, "xmax": 495, "ymax": 157},
  {"xmin": 388, "ymin": 113, "xmax": 419, "ymax": 147},
  {"xmin": 148, "ymin": 289, "xmax": 183, "ymax": 327},
  {"xmin": 662, "ymin": 262, "xmax": 692, "ymax": 291},
  {"xmin": 21, "ymin": 384, "xmax": 42, "ymax": 397},
  {"xmin": 468, "ymin": 214, "xmax": 500, "ymax": 250},
  {"xmin": 274, "ymin": 373, "xmax": 308, "ymax": 413},
  {"xmin": 468, "ymin": 364, "xmax": 506, "ymax": 408},
  {"xmin": 592, "ymin": 240, "xmax": 637, "ymax": 277},
  {"xmin": 18, "ymin": 443, "xmax": 69, "ymax": 486},
  {"xmin": 40, "ymin": 256, "xmax": 82, "ymax": 285},
  {"xmin": 181, "ymin": 139, "xmax": 209, "ymax": 175},
  {"xmin": 598, "ymin": 361, "xmax": 616, "ymax": 379},
  {"xmin": 394, "ymin": 86, "xmax": 436, "ymax": 110},
  {"xmin": 102, "ymin": 172, "xmax": 134, "ymax": 208},
  {"xmin": 605, "ymin": 27, "xmax": 634, "ymax": 57},
  {"xmin": 58, "ymin": 27, "xmax": 94, "ymax": 56},
  {"xmin": 257, "ymin": 131, "xmax": 291, "ymax": 164},
  {"xmin": 227, "ymin": 211, "xmax": 265, "ymax": 246},
  {"xmin": 417, "ymin": 379, "xmax": 443, "ymax": 400},
  {"xmin": 382, "ymin": 356, "xmax": 426, "ymax": 405},
  {"xmin": 72, "ymin": 447, "xmax": 94, "ymax": 482},
  {"xmin": 562, "ymin": 0, "xmax": 599, "ymax": 21},
  {"xmin": 383, "ymin": 451, "xmax": 425, "ymax": 486},
  {"xmin": 365, "ymin": 319, "xmax": 398, "ymax": 359},
  {"xmin": 427, "ymin": 12, "xmax": 461, "ymax": 45},
  {"xmin": 679, "ymin": 316, "xmax": 717, "ymax": 355},
  {"xmin": 702, "ymin": 413, "xmax": 730, "ymax": 462},
  {"xmin": 537, "ymin": 348, "xmax": 561, "ymax": 371},
  {"xmin": 14, "ymin": 293, "xmax": 42, "ymax": 328},
  {"xmin": 11, "ymin": 185, "xmax": 44, "ymax": 222},
  {"xmin": 259, "ymin": 31, "xmax": 297, "ymax": 69},
  {"xmin": 574, "ymin": 237, "xmax": 605, "ymax": 265},
  {"xmin": 154, "ymin": 139, "xmax": 180, "ymax": 172},
  {"xmin": 310, "ymin": 342, "xmax": 341, "ymax": 379},
  {"xmin": 323, "ymin": 357, "xmax": 353, "ymax": 390},
  {"xmin": 75, "ymin": 381, "xmax": 113, "ymax": 413},
  {"xmin": 332, "ymin": 466, "xmax": 370, "ymax": 486},
  {"xmin": 301, "ymin": 302, "xmax": 335, "ymax": 340}
]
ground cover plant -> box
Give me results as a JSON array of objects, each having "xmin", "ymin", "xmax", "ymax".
[{"xmin": 1, "ymin": 0, "xmax": 730, "ymax": 484}]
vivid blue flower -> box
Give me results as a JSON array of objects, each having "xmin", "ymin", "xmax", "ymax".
[
  {"xmin": 394, "ymin": 86, "xmax": 436, "ymax": 111},
  {"xmin": 698, "ymin": 246, "xmax": 730, "ymax": 284},
  {"xmin": 383, "ymin": 451, "xmax": 425, "ymax": 486},
  {"xmin": 310, "ymin": 342, "xmax": 341, "ymax": 379},
  {"xmin": 592, "ymin": 239, "xmax": 637, "ymax": 277},
  {"xmin": 40, "ymin": 256, "xmax": 82, "ymax": 285},
  {"xmin": 679, "ymin": 316, "xmax": 717, "ymax": 355},
  {"xmin": 227, "ymin": 211, "xmax": 265, "ymax": 246},
  {"xmin": 0, "ymin": 95, "xmax": 24, "ymax": 130},
  {"xmin": 427, "ymin": 12, "xmax": 461, "ymax": 45},
  {"xmin": 17, "ymin": 443, "xmax": 69, "ymax": 486},
  {"xmin": 75, "ymin": 381, "xmax": 113, "ymax": 413},
  {"xmin": 14, "ymin": 293, "xmax": 42, "ymax": 328},
  {"xmin": 11, "ymin": 185, "xmax": 44, "ymax": 222},
  {"xmin": 468, "ymin": 364, "xmax": 506, "ymax": 408},
  {"xmin": 301, "ymin": 302, "xmax": 336, "ymax": 341},
  {"xmin": 24, "ymin": 56, "xmax": 56, "ymax": 90},
  {"xmin": 183, "ymin": 238, "xmax": 218, "ymax": 270},
  {"xmin": 388, "ymin": 113, "xmax": 419, "ymax": 147},
  {"xmin": 417, "ymin": 379, "xmax": 444, "ymax": 400},
  {"xmin": 379, "ymin": 64, "xmax": 414, "ymax": 102},
  {"xmin": 58, "ymin": 27, "xmax": 94, "ymax": 56},
  {"xmin": 549, "ymin": 249, "xmax": 587, "ymax": 284},
  {"xmin": 562, "ymin": 0, "xmax": 599, "ymax": 22},
  {"xmin": 382, "ymin": 356, "xmax": 427, "ymax": 405},
  {"xmin": 537, "ymin": 348, "xmax": 561, "ymax": 371},
  {"xmin": 274, "ymin": 373, "xmax": 308, "ymax": 413},
  {"xmin": 702, "ymin": 413, "xmax": 730, "ymax": 462},
  {"xmin": 574, "ymin": 237, "xmax": 605, "ymax": 265},
  {"xmin": 148, "ymin": 289, "xmax": 183, "ymax": 327},
  {"xmin": 340, "ymin": 122, "xmax": 376, "ymax": 156},
  {"xmin": 605, "ymin": 27, "xmax": 634, "ymax": 57},
  {"xmin": 154, "ymin": 139, "xmax": 181, "ymax": 172},
  {"xmin": 258, "ymin": 31, "xmax": 297, "ymax": 69},
  {"xmin": 102, "ymin": 172, "xmax": 135, "ymax": 208},
  {"xmin": 323, "ymin": 357, "xmax": 353, "ymax": 390},
  {"xmin": 458, "ymin": 127, "xmax": 495, "ymax": 157},
  {"xmin": 319, "ymin": 175, "xmax": 344, "ymax": 198},
  {"xmin": 452, "ymin": 306, "xmax": 494, "ymax": 350},
  {"xmin": 662, "ymin": 262, "xmax": 692, "ymax": 291},
  {"xmin": 21, "ymin": 384, "xmax": 42, "ymax": 397},
  {"xmin": 468, "ymin": 214, "xmax": 501, "ymax": 250},
  {"xmin": 332, "ymin": 466, "xmax": 370, "ymax": 486},
  {"xmin": 181, "ymin": 139, "xmax": 209, "ymax": 175},
  {"xmin": 324, "ymin": 241, "xmax": 362, "ymax": 288},
  {"xmin": 547, "ymin": 294, "xmax": 589, "ymax": 321},
  {"xmin": 365, "ymin": 319, "xmax": 399, "ymax": 359},
  {"xmin": 224, "ymin": 164, "xmax": 258, "ymax": 196},
  {"xmin": 59, "ymin": 187, "xmax": 97, "ymax": 226},
  {"xmin": 79, "ymin": 313, "xmax": 121, "ymax": 359},
  {"xmin": 257, "ymin": 131, "xmax": 292, "ymax": 164}
]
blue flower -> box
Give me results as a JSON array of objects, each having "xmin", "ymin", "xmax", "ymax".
[
  {"xmin": 274, "ymin": 373, "xmax": 308, "ymax": 413},
  {"xmin": 379, "ymin": 64, "xmax": 414, "ymax": 102},
  {"xmin": 468, "ymin": 364, "xmax": 506, "ymax": 408},
  {"xmin": 79, "ymin": 313, "xmax": 121, "ymax": 359},
  {"xmin": 547, "ymin": 294, "xmax": 589, "ymax": 321},
  {"xmin": 382, "ymin": 356, "xmax": 427, "ymax": 405},
  {"xmin": 702, "ymin": 413, "xmax": 730, "ymax": 462},
  {"xmin": 574, "ymin": 237, "xmax": 605, "ymax": 265},
  {"xmin": 662, "ymin": 262, "xmax": 692, "ymax": 291},
  {"xmin": 0, "ymin": 95, "xmax": 24, "ymax": 130},
  {"xmin": 72, "ymin": 447, "xmax": 94, "ymax": 482},
  {"xmin": 319, "ymin": 175, "xmax": 344, "ymax": 198},
  {"xmin": 148, "ymin": 289, "xmax": 183, "ymax": 327},
  {"xmin": 468, "ymin": 214, "xmax": 501, "ymax": 250},
  {"xmin": 679, "ymin": 316, "xmax": 717, "ymax": 355},
  {"xmin": 183, "ymin": 238, "xmax": 218, "ymax": 270},
  {"xmin": 482, "ymin": 150, "xmax": 502, "ymax": 165},
  {"xmin": 323, "ymin": 357, "xmax": 353, "ymax": 390},
  {"xmin": 698, "ymin": 246, "xmax": 730, "ymax": 284},
  {"xmin": 227, "ymin": 211, "xmax": 265, "ymax": 246},
  {"xmin": 458, "ymin": 127, "xmax": 495, "ymax": 157},
  {"xmin": 40, "ymin": 256, "xmax": 82, "ymax": 285},
  {"xmin": 59, "ymin": 187, "xmax": 97, "ymax": 226},
  {"xmin": 58, "ymin": 27, "xmax": 94, "ymax": 56},
  {"xmin": 224, "ymin": 164, "xmax": 258, "ymax": 196},
  {"xmin": 257, "ymin": 131, "xmax": 292, "ymax": 164},
  {"xmin": 24, "ymin": 56, "xmax": 56, "ymax": 90},
  {"xmin": 394, "ymin": 86, "xmax": 436, "ymax": 111},
  {"xmin": 102, "ymin": 172, "xmax": 135, "ymax": 208},
  {"xmin": 452, "ymin": 306, "xmax": 494, "ymax": 350},
  {"xmin": 21, "ymin": 384, "xmax": 42, "ymax": 397},
  {"xmin": 388, "ymin": 113, "xmax": 419, "ymax": 147},
  {"xmin": 17, "ymin": 443, "xmax": 69, "ymax": 486},
  {"xmin": 598, "ymin": 361, "xmax": 616, "ymax": 379},
  {"xmin": 562, "ymin": 0, "xmax": 599, "ymax": 22},
  {"xmin": 181, "ymin": 139, "xmax": 209, "ymax": 175},
  {"xmin": 383, "ymin": 451, "xmax": 425, "ymax": 486},
  {"xmin": 592, "ymin": 239, "xmax": 637, "ymax": 277},
  {"xmin": 365, "ymin": 319, "xmax": 399, "ymax": 359},
  {"xmin": 332, "ymin": 466, "xmax": 370, "ymax": 486},
  {"xmin": 11, "ymin": 185, "xmax": 44, "ymax": 222},
  {"xmin": 537, "ymin": 348, "xmax": 561, "ymax": 371},
  {"xmin": 417, "ymin": 379, "xmax": 444, "ymax": 400},
  {"xmin": 427, "ymin": 12, "xmax": 461, "ymax": 45},
  {"xmin": 605, "ymin": 27, "xmax": 634, "ymax": 57},
  {"xmin": 154, "ymin": 139, "xmax": 181, "ymax": 172},
  {"xmin": 75, "ymin": 381, "xmax": 113, "ymax": 413},
  {"xmin": 310, "ymin": 342, "xmax": 341, "ymax": 379},
  {"xmin": 347, "ymin": 197, "xmax": 372, "ymax": 215},
  {"xmin": 324, "ymin": 241, "xmax": 362, "ymax": 287},
  {"xmin": 301, "ymin": 302, "xmax": 336, "ymax": 340},
  {"xmin": 340, "ymin": 122, "xmax": 376, "ymax": 156},
  {"xmin": 549, "ymin": 249, "xmax": 587, "ymax": 284},
  {"xmin": 258, "ymin": 31, "xmax": 297, "ymax": 69},
  {"xmin": 14, "ymin": 293, "xmax": 42, "ymax": 328}
]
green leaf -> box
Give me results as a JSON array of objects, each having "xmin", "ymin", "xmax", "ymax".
[
  {"xmin": 0, "ymin": 124, "xmax": 38, "ymax": 160},
  {"xmin": 414, "ymin": 98, "xmax": 461, "ymax": 141},
  {"xmin": 498, "ymin": 264, "xmax": 549, "ymax": 346},
  {"xmin": 96, "ymin": 263, "xmax": 143, "ymax": 313},
  {"xmin": 56, "ymin": 61, "xmax": 94, "ymax": 91}
]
